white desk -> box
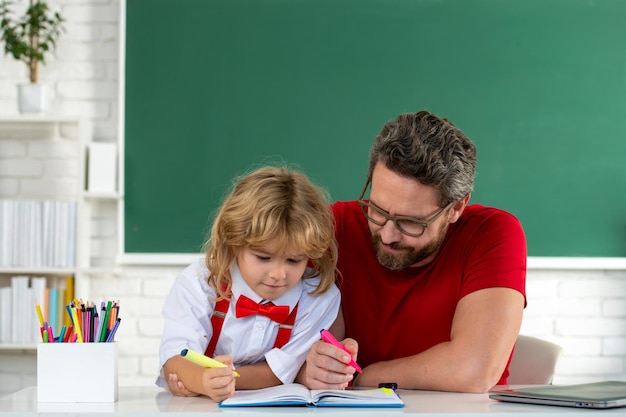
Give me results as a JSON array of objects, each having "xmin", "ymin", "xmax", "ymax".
[{"xmin": 1, "ymin": 386, "xmax": 624, "ymax": 416}]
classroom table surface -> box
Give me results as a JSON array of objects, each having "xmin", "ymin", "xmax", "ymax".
[{"xmin": 1, "ymin": 385, "xmax": 625, "ymax": 416}]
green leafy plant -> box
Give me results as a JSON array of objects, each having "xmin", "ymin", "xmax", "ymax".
[{"xmin": 0, "ymin": 0, "xmax": 64, "ymax": 83}]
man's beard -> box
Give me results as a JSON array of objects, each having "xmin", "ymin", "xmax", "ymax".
[{"xmin": 371, "ymin": 224, "xmax": 449, "ymax": 270}]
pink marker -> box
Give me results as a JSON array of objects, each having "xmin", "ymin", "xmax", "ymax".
[{"xmin": 320, "ymin": 329, "xmax": 362, "ymax": 373}]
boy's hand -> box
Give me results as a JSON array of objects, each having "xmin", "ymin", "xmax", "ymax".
[
  {"xmin": 201, "ymin": 355, "xmax": 236, "ymax": 402},
  {"xmin": 167, "ymin": 373, "xmax": 197, "ymax": 397},
  {"xmin": 214, "ymin": 354, "xmax": 236, "ymax": 373}
]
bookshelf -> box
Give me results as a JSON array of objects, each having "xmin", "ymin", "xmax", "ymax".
[{"xmin": 0, "ymin": 117, "xmax": 120, "ymax": 349}]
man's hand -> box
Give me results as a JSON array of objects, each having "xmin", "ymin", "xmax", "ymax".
[{"xmin": 298, "ymin": 338, "xmax": 359, "ymax": 389}]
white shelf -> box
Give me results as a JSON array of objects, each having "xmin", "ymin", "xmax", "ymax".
[
  {"xmin": 0, "ymin": 344, "xmax": 36, "ymax": 351},
  {"xmin": 0, "ymin": 116, "xmax": 85, "ymax": 123},
  {"xmin": 83, "ymin": 192, "xmax": 121, "ymax": 200},
  {"xmin": 0, "ymin": 267, "xmax": 76, "ymax": 276},
  {"xmin": 0, "ymin": 117, "xmax": 121, "ymax": 348}
]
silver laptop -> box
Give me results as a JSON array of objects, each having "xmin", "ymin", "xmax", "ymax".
[{"xmin": 489, "ymin": 381, "xmax": 626, "ymax": 409}]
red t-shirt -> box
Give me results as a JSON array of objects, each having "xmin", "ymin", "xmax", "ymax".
[{"xmin": 331, "ymin": 201, "xmax": 527, "ymax": 385}]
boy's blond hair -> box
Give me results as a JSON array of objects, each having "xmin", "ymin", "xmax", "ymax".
[{"xmin": 204, "ymin": 166, "xmax": 338, "ymax": 300}]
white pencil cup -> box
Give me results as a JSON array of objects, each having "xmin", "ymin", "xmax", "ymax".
[{"xmin": 37, "ymin": 342, "xmax": 118, "ymax": 402}]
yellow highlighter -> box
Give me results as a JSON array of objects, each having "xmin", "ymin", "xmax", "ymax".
[{"xmin": 181, "ymin": 348, "xmax": 240, "ymax": 378}]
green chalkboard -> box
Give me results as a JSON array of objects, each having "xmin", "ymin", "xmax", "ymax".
[{"xmin": 124, "ymin": 0, "xmax": 626, "ymax": 257}]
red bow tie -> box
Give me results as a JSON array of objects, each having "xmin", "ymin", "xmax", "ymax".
[{"xmin": 235, "ymin": 295, "xmax": 290, "ymax": 323}]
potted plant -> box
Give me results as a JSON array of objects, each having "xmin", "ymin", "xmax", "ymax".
[{"xmin": 0, "ymin": 0, "xmax": 64, "ymax": 112}]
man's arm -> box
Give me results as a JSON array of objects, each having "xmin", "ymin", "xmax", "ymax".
[
  {"xmin": 297, "ymin": 288, "xmax": 524, "ymax": 393},
  {"xmin": 355, "ymin": 287, "xmax": 524, "ymax": 392}
]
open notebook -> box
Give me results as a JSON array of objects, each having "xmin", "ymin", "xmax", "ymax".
[
  {"xmin": 489, "ymin": 381, "xmax": 626, "ymax": 409},
  {"xmin": 219, "ymin": 383, "xmax": 404, "ymax": 408}
]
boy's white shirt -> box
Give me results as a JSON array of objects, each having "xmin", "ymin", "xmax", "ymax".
[{"xmin": 156, "ymin": 259, "xmax": 340, "ymax": 386}]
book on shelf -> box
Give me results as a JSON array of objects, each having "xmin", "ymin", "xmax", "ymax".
[
  {"xmin": 218, "ymin": 383, "xmax": 405, "ymax": 408},
  {"xmin": 0, "ymin": 286, "xmax": 11, "ymax": 342},
  {"xmin": 48, "ymin": 287, "xmax": 59, "ymax": 337},
  {"xmin": 63, "ymin": 275, "xmax": 74, "ymax": 327},
  {"xmin": 87, "ymin": 142, "xmax": 117, "ymax": 193},
  {"xmin": 0, "ymin": 275, "xmax": 74, "ymax": 344},
  {"xmin": 10, "ymin": 276, "xmax": 30, "ymax": 343},
  {"xmin": 66, "ymin": 202, "xmax": 77, "ymax": 268},
  {"xmin": 0, "ymin": 199, "xmax": 76, "ymax": 268},
  {"xmin": 0, "ymin": 200, "xmax": 13, "ymax": 265}
]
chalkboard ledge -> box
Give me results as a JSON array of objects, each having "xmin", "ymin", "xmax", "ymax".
[
  {"xmin": 117, "ymin": 253, "xmax": 203, "ymax": 266},
  {"xmin": 117, "ymin": 253, "xmax": 626, "ymax": 270},
  {"xmin": 527, "ymin": 257, "xmax": 626, "ymax": 270}
]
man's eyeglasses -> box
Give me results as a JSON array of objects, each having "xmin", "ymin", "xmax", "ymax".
[{"xmin": 357, "ymin": 180, "xmax": 454, "ymax": 238}]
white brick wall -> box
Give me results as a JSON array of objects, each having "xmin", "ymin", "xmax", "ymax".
[
  {"xmin": 522, "ymin": 270, "xmax": 626, "ymax": 385},
  {"xmin": 0, "ymin": 121, "xmax": 81, "ymax": 199},
  {"xmin": 0, "ymin": 0, "xmax": 625, "ymax": 398}
]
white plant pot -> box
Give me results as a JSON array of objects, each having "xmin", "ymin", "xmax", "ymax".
[{"xmin": 17, "ymin": 83, "xmax": 49, "ymax": 113}]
